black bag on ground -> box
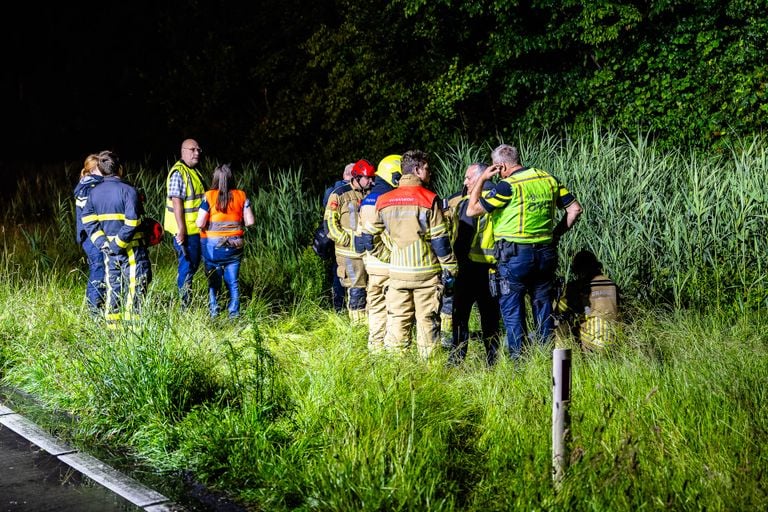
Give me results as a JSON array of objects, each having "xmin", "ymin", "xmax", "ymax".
[{"xmin": 312, "ymin": 221, "xmax": 334, "ymax": 259}]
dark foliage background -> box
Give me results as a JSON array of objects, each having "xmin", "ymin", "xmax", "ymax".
[{"xmin": 3, "ymin": 0, "xmax": 766, "ymax": 187}]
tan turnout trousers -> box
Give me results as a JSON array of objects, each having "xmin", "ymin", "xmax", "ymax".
[
  {"xmin": 366, "ymin": 273, "xmax": 389, "ymax": 351},
  {"xmin": 384, "ymin": 274, "xmax": 442, "ymax": 358}
]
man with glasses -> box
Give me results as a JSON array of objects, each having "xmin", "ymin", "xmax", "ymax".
[{"xmin": 164, "ymin": 138, "xmax": 206, "ymax": 309}]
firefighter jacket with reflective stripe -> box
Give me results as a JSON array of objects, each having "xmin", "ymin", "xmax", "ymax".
[
  {"xmin": 200, "ymin": 189, "xmax": 247, "ymax": 239},
  {"xmin": 557, "ymin": 274, "xmax": 618, "ymax": 349},
  {"xmin": 454, "ymin": 183, "xmax": 496, "ymax": 265},
  {"xmin": 81, "ymin": 176, "xmax": 144, "ymax": 253},
  {"xmin": 164, "ymin": 161, "xmax": 205, "ymax": 235},
  {"xmin": 371, "ymin": 174, "xmax": 457, "ymax": 281},
  {"xmin": 480, "ymin": 167, "xmax": 575, "ymax": 244},
  {"xmin": 74, "ymin": 174, "xmax": 104, "ymax": 244},
  {"xmin": 324, "ymin": 182, "xmax": 365, "ymax": 259},
  {"xmin": 357, "ymin": 179, "xmax": 395, "ymax": 276},
  {"xmin": 580, "ymin": 274, "xmax": 618, "ymax": 349}
]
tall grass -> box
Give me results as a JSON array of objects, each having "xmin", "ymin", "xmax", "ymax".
[
  {"xmin": 510, "ymin": 125, "xmax": 768, "ymax": 311},
  {"xmin": 1, "ymin": 129, "xmax": 767, "ymax": 510},
  {"xmin": 1, "ymin": 262, "xmax": 766, "ymax": 510},
  {"xmin": 5, "ymin": 129, "xmax": 766, "ymax": 310}
]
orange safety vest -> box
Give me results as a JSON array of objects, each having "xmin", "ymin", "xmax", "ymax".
[{"xmin": 200, "ymin": 189, "xmax": 246, "ymax": 239}]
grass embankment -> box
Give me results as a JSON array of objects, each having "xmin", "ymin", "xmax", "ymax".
[
  {"xmin": 1, "ymin": 128, "xmax": 767, "ymax": 510},
  {"xmin": 1, "ymin": 272, "xmax": 766, "ymax": 510}
]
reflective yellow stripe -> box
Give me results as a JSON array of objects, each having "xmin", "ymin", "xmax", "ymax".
[
  {"xmin": 98, "ymin": 213, "xmax": 127, "ymax": 221},
  {"xmin": 90, "ymin": 231, "xmax": 105, "ymax": 244},
  {"xmin": 164, "ymin": 163, "xmax": 205, "ymax": 235},
  {"xmin": 125, "ymin": 248, "xmax": 137, "ymax": 321}
]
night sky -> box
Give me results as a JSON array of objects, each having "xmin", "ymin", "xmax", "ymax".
[{"xmin": 3, "ymin": 3, "xmax": 206, "ymax": 168}]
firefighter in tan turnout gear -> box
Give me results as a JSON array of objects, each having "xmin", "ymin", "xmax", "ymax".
[
  {"xmin": 355, "ymin": 154, "xmax": 402, "ymax": 351},
  {"xmin": 556, "ymin": 250, "xmax": 619, "ymax": 350},
  {"xmin": 369, "ymin": 150, "xmax": 458, "ymax": 358},
  {"xmin": 324, "ymin": 159, "xmax": 375, "ymax": 323}
]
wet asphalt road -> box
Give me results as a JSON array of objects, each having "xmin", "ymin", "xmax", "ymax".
[{"xmin": 0, "ymin": 423, "xmax": 141, "ymax": 512}]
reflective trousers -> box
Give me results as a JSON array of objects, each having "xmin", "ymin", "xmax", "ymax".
[
  {"xmin": 366, "ymin": 273, "xmax": 389, "ymax": 351},
  {"xmin": 384, "ymin": 274, "xmax": 442, "ymax": 359},
  {"xmin": 336, "ymin": 254, "xmax": 367, "ymax": 320},
  {"xmin": 104, "ymin": 246, "xmax": 152, "ymax": 327},
  {"xmin": 82, "ymin": 240, "xmax": 106, "ymax": 314}
]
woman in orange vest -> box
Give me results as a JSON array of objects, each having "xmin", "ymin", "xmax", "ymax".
[{"xmin": 196, "ymin": 164, "xmax": 255, "ymax": 318}]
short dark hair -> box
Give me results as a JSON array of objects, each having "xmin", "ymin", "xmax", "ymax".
[
  {"xmin": 97, "ymin": 150, "xmax": 121, "ymax": 176},
  {"xmin": 401, "ymin": 150, "xmax": 429, "ymax": 175},
  {"xmin": 572, "ymin": 250, "xmax": 602, "ymax": 278}
]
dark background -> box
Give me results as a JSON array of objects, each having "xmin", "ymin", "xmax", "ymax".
[
  {"xmin": 3, "ymin": 2, "xmax": 265, "ymax": 168},
  {"xmin": 3, "ymin": 1, "xmax": 766, "ymax": 184}
]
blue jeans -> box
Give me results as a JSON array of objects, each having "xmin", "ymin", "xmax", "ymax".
[
  {"xmin": 496, "ymin": 242, "xmax": 557, "ymax": 358},
  {"xmin": 82, "ymin": 240, "xmax": 106, "ymax": 313},
  {"xmin": 202, "ymin": 239, "xmax": 243, "ymax": 318},
  {"xmin": 173, "ymin": 233, "xmax": 201, "ymax": 308}
]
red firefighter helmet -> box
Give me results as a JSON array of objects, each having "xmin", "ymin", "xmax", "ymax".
[{"xmin": 351, "ymin": 159, "xmax": 375, "ymax": 178}]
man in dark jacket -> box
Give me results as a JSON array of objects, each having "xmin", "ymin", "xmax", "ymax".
[{"xmin": 449, "ymin": 163, "xmax": 502, "ymax": 366}]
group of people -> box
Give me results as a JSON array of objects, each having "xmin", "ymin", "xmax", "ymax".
[
  {"xmin": 74, "ymin": 138, "xmax": 618, "ymax": 352},
  {"xmin": 74, "ymin": 139, "xmax": 254, "ymax": 327},
  {"xmin": 323, "ymin": 144, "xmax": 618, "ymax": 363}
]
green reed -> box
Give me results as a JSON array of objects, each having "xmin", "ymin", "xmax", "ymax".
[
  {"xmin": 1, "ymin": 247, "xmax": 766, "ymax": 510},
  {"xmin": 1, "ymin": 127, "xmax": 767, "ymax": 509}
]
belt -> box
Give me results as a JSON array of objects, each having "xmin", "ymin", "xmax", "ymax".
[
  {"xmin": 498, "ymin": 239, "xmax": 553, "ymax": 250},
  {"xmin": 495, "ymin": 239, "xmax": 553, "ymax": 263}
]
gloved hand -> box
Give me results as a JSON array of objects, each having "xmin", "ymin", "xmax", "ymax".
[
  {"xmin": 354, "ymin": 234, "xmax": 367, "ymax": 254},
  {"xmin": 101, "ymin": 240, "xmax": 123, "ymax": 256},
  {"xmin": 442, "ymin": 270, "xmax": 455, "ymax": 298}
]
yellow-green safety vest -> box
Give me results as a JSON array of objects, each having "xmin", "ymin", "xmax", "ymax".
[
  {"xmin": 489, "ymin": 167, "xmax": 562, "ymax": 244},
  {"xmin": 457, "ymin": 195, "xmax": 496, "ymax": 265},
  {"xmin": 164, "ymin": 162, "xmax": 205, "ymax": 235}
]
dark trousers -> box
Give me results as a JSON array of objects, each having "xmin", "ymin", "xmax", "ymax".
[
  {"xmin": 82, "ymin": 240, "xmax": 106, "ymax": 313},
  {"xmin": 451, "ymin": 261, "xmax": 501, "ymax": 365},
  {"xmin": 496, "ymin": 241, "xmax": 557, "ymax": 359},
  {"xmin": 104, "ymin": 246, "xmax": 152, "ymax": 327},
  {"xmin": 331, "ymin": 259, "xmax": 346, "ymax": 312}
]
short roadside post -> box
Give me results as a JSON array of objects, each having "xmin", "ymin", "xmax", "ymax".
[{"xmin": 552, "ymin": 348, "xmax": 572, "ymax": 486}]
